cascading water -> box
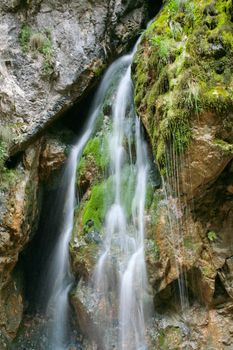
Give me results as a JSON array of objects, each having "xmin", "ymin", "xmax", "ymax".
[
  {"xmin": 87, "ymin": 48, "xmax": 152, "ymax": 349},
  {"xmin": 29, "ymin": 24, "xmax": 154, "ymax": 349},
  {"xmin": 42, "ymin": 57, "xmax": 137, "ymax": 349}
]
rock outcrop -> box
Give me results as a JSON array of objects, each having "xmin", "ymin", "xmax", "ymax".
[
  {"xmin": 133, "ymin": 0, "xmax": 233, "ymax": 348},
  {"xmin": 0, "ymin": 0, "xmax": 149, "ymax": 345},
  {"xmin": 0, "ymin": 132, "xmax": 67, "ymax": 347},
  {"xmin": 0, "ymin": 142, "xmax": 41, "ymax": 347},
  {"xmin": 0, "ymin": 0, "xmax": 147, "ymax": 156}
]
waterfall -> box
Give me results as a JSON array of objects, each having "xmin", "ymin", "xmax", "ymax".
[
  {"xmin": 43, "ymin": 54, "xmax": 142, "ymax": 349},
  {"xmin": 34, "ymin": 22, "xmax": 153, "ymax": 348},
  {"xmin": 88, "ymin": 48, "xmax": 152, "ymax": 349}
]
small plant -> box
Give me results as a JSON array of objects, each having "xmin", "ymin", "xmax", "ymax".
[
  {"xmin": 184, "ymin": 2, "xmax": 196, "ymax": 27},
  {"xmin": 0, "ymin": 140, "xmax": 7, "ymax": 169},
  {"xmin": 40, "ymin": 34, "xmax": 54, "ymax": 75},
  {"xmin": 168, "ymin": 0, "xmax": 179, "ymax": 15},
  {"xmin": 207, "ymin": 231, "xmax": 217, "ymax": 242},
  {"xmin": 186, "ymin": 81, "xmax": 201, "ymax": 114},
  {"xmin": 30, "ymin": 32, "xmax": 47, "ymax": 51},
  {"xmin": 19, "ymin": 24, "xmax": 54, "ymax": 76},
  {"xmin": 169, "ymin": 20, "xmax": 183, "ymax": 41},
  {"xmin": 19, "ymin": 24, "xmax": 32, "ymax": 52},
  {"xmin": 151, "ymin": 36, "xmax": 170, "ymax": 68}
]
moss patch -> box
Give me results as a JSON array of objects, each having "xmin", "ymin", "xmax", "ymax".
[
  {"xmin": 132, "ymin": 0, "xmax": 233, "ymax": 175},
  {"xmin": 80, "ymin": 164, "xmax": 139, "ymax": 231}
]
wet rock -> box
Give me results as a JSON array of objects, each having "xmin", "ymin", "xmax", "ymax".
[
  {"xmin": 84, "ymin": 230, "xmax": 102, "ymax": 245},
  {"xmin": 71, "ymin": 280, "xmax": 106, "ymax": 350},
  {"xmin": 133, "ymin": 1, "xmax": 233, "ymax": 347},
  {"xmin": 179, "ymin": 112, "xmax": 233, "ymax": 199},
  {"xmin": 39, "ymin": 137, "xmax": 66, "ymax": 179},
  {"xmin": 148, "ymin": 303, "xmax": 233, "ymax": 350},
  {"xmin": 210, "ymin": 43, "xmax": 226, "ymax": 59}
]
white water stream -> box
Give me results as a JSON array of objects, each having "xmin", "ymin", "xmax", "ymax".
[
  {"xmin": 91, "ymin": 49, "xmax": 152, "ymax": 349},
  {"xmin": 45, "ymin": 53, "xmax": 145, "ymax": 349}
]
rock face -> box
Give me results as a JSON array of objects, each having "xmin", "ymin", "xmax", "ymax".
[
  {"xmin": 0, "ymin": 0, "xmax": 148, "ymax": 346},
  {"xmin": 0, "ymin": 142, "xmax": 41, "ymax": 347},
  {"xmin": 0, "ymin": 0, "xmax": 147, "ymax": 155},
  {"xmin": 0, "ymin": 132, "xmax": 67, "ymax": 347},
  {"xmin": 133, "ymin": 0, "xmax": 233, "ymax": 348}
]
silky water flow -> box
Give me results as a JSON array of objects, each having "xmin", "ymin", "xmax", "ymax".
[
  {"xmin": 43, "ymin": 57, "xmax": 134, "ymax": 349},
  {"xmin": 43, "ymin": 38, "xmax": 153, "ymax": 349},
  {"xmin": 92, "ymin": 58, "xmax": 152, "ymax": 350}
]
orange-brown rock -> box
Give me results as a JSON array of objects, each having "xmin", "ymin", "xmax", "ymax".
[
  {"xmin": 39, "ymin": 137, "xmax": 66, "ymax": 179},
  {"xmin": 0, "ymin": 141, "xmax": 41, "ymax": 345}
]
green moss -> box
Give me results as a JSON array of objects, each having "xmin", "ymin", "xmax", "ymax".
[
  {"xmin": 145, "ymin": 238, "xmax": 159, "ymax": 260},
  {"xmin": 83, "ymin": 136, "xmax": 109, "ymax": 169},
  {"xmin": 201, "ymin": 265, "xmax": 213, "ymax": 277},
  {"xmin": 202, "ymin": 87, "xmax": 233, "ymax": 113},
  {"xmin": 158, "ymin": 329, "xmax": 167, "ymax": 349},
  {"xmin": 156, "ymin": 139, "xmax": 166, "ymax": 175},
  {"xmin": 77, "ymin": 135, "xmax": 110, "ymax": 189},
  {"xmin": 92, "ymin": 60, "xmax": 106, "ymax": 77},
  {"xmin": 133, "ymin": 0, "xmax": 233, "ymax": 176},
  {"xmin": 171, "ymin": 117, "xmax": 192, "ymax": 152},
  {"xmin": 157, "ymin": 326, "xmax": 182, "ymax": 349},
  {"xmin": 82, "ymin": 180, "xmax": 112, "ymax": 230},
  {"xmin": 184, "ymin": 236, "xmax": 194, "ymax": 250},
  {"xmin": 213, "ymin": 139, "xmax": 233, "ymax": 153},
  {"xmin": 207, "ymin": 230, "xmax": 217, "ymax": 242},
  {"xmin": 151, "ymin": 36, "xmax": 171, "ymax": 68},
  {"xmin": 80, "ymin": 164, "xmax": 140, "ymax": 231},
  {"xmin": 19, "ymin": 24, "xmax": 32, "ymax": 52}
]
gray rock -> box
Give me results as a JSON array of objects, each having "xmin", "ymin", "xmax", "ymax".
[
  {"xmin": 84, "ymin": 230, "xmax": 102, "ymax": 244},
  {"xmin": 0, "ymin": 0, "xmax": 147, "ymax": 155}
]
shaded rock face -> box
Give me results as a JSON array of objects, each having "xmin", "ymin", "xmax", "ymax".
[
  {"xmin": 39, "ymin": 136, "xmax": 66, "ymax": 179},
  {"xmin": 0, "ymin": 0, "xmax": 147, "ymax": 155},
  {"xmin": 0, "ymin": 142, "xmax": 41, "ymax": 347},
  {"xmin": 0, "ymin": 133, "xmax": 67, "ymax": 347},
  {"xmin": 133, "ymin": 0, "xmax": 233, "ymax": 348}
]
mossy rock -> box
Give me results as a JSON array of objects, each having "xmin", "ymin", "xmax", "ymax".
[
  {"xmin": 157, "ymin": 326, "xmax": 182, "ymax": 350},
  {"xmin": 132, "ymin": 0, "xmax": 233, "ymax": 175}
]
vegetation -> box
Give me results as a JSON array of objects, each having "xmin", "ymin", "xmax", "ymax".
[
  {"xmin": 19, "ymin": 24, "xmax": 54, "ymax": 75},
  {"xmin": 207, "ymin": 230, "xmax": 217, "ymax": 242},
  {"xmin": 19, "ymin": 24, "xmax": 32, "ymax": 52},
  {"xmin": 77, "ymin": 135, "xmax": 110, "ymax": 191},
  {"xmin": 80, "ymin": 164, "xmax": 139, "ymax": 231},
  {"xmin": 0, "ymin": 127, "xmax": 18, "ymax": 188},
  {"xmin": 133, "ymin": 0, "xmax": 233, "ymax": 175},
  {"xmin": 81, "ymin": 179, "xmax": 113, "ymax": 231}
]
